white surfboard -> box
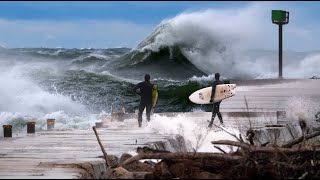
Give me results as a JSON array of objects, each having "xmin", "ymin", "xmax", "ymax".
[{"xmin": 189, "ymin": 84, "xmax": 236, "ymax": 104}]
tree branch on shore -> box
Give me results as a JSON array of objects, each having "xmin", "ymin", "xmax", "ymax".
[{"xmin": 282, "ymin": 130, "xmax": 320, "ymax": 148}]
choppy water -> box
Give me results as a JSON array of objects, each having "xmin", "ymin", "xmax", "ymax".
[{"xmin": 1, "ymin": 10, "xmax": 320, "ymax": 151}]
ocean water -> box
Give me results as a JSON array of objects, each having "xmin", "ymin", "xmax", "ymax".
[{"xmin": 1, "ymin": 10, "xmax": 320, "ymax": 152}]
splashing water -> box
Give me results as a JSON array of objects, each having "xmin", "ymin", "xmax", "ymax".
[{"xmin": 138, "ymin": 114, "xmax": 242, "ymax": 153}]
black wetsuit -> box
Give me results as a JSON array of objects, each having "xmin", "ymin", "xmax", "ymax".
[
  {"xmin": 208, "ymin": 79, "xmax": 224, "ymax": 127},
  {"xmin": 134, "ymin": 80, "xmax": 153, "ymax": 127}
]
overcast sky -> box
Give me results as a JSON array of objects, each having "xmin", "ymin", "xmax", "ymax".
[{"xmin": 0, "ymin": 1, "xmax": 319, "ymax": 51}]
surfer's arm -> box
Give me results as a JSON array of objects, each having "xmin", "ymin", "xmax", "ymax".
[
  {"xmin": 133, "ymin": 83, "xmax": 141, "ymax": 96},
  {"xmin": 210, "ymin": 88, "xmax": 216, "ymax": 102},
  {"xmin": 210, "ymin": 82, "xmax": 216, "ymax": 102}
]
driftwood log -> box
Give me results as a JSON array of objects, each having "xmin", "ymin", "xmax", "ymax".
[
  {"xmin": 118, "ymin": 152, "xmax": 243, "ymax": 167},
  {"xmin": 282, "ymin": 130, "xmax": 320, "ymax": 148},
  {"xmin": 109, "ymin": 129, "xmax": 320, "ymax": 179}
]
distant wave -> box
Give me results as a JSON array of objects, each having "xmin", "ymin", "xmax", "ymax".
[{"xmin": 0, "ymin": 47, "xmax": 130, "ymax": 60}]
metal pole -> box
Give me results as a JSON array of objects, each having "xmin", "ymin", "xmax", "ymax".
[{"xmin": 279, "ymin": 24, "xmax": 283, "ymax": 79}]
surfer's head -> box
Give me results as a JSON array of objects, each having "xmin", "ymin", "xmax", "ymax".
[
  {"xmin": 145, "ymin": 74, "xmax": 150, "ymax": 81},
  {"xmin": 215, "ymin": 73, "xmax": 220, "ymax": 80}
]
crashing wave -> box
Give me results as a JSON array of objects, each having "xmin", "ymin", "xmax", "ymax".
[{"xmin": 107, "ymin": 9, "xmax": 260, "ymax": 80}]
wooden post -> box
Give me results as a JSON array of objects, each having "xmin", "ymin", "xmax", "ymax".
[
  {"xmin": 27, "ymin": 122, "xmax": 35, "ymax": 134},
  {"xmin": 47, "ymin": 119, "xmax": 55, "ymax": 130},
  {"xmin": 3, "ymin": 125, "xmax": 12, "ymax": 137},
  {"xmin": 95, "ymin": 122, "xmax": 103, "ymax": 128}
]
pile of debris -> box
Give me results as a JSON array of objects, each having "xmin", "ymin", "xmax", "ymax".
[{"xmin": 93, "ymin": 125, "xmax": 320, "ymax": 179}]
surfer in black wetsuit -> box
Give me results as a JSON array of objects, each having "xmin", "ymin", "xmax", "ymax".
[
  {"xmin": 133, "ymin": 74, "xmax": 153, "ymax": 127},
  {"xmin": 208, "ymin": 73, "xmax": 224, "ymax": 128}
]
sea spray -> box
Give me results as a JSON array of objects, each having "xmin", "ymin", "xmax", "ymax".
[
  {"xmin": 284, "ymin": 97, "xmax": 320, "ymax": 128},
  {"xmin": 141, "ymin": 114, "xmax": 241, "ymax": 153},
  {"xmin": 0, "ymin": 110, "xmax": 106, "ymax": 136}
]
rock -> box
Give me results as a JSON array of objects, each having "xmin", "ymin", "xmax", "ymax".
[
  {"xmin": 160, "ymin": 161, "xmax": 172, "ymax": 179},
  {"xmin": 143, "ymin": 160, "xmax": 157, "ymax": 167},
  {"xmin": 90, "ymin": 161, "xmax": 107, "ymax": 179},
  {"xmin": 194, "ymin": 171, "xmax": 223, "ymax": 179},
  {"xmin": 123, "ymin": 161, "xmax": 153, "ymax": 172},
  {"xmin": 119, "ymin": 153, "xmax": 153, "ymax": 172},
  {"xmin": 163, "ymin": 161, "xmax": 184, "ymax": 178},
  {"xmin": 120, "ymin": 153, "xmax": 133, "ymax": 163},
  {"xmin": 108, "ymin": 155, "xmax": 120, "ymax": 167},
  {"xmin": 137, "ymin": 146, "xmax": 170, "ymax": 154},
  {"xmin": 105, "ymin": 167, "xmax": 134, "ymax": 179},
  {"xmin": 132, "ymin": 172, "xmax": 153, "ymax": 179},
  {"xmin": 96, "ymin": 154, "xmax": 119, "ymax": 167}
]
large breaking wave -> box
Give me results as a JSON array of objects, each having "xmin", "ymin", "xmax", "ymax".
[{"xmin": 106, "ymin": 6, "xmax": 320, "ymax": 80}]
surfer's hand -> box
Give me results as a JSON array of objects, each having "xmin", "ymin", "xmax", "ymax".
[{"xmin": 135, "ymin": 89, "xmax": 141, "ymax": 96}]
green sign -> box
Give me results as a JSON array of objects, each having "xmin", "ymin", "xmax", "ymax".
[{"xmin": 272, "ymin": 10, "xmax": 285, "ymax": 22}]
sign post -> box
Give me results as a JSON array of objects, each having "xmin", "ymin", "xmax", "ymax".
[{"xmin": 272, "ymin": 10, "xmax": 289, "ymax": 79}]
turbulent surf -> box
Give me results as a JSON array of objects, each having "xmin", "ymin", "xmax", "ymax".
[{"xmin": 1, "ymin": 9, "xmax": 320, "ymax": 133}]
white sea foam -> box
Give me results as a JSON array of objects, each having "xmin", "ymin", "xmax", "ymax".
[
  {"xmin": 0, "ymin": 110, "xmax": 102, "ymax": 137},
  {"xmin": 101, "ymin": 70, "xmax": 140, "ymax": 84},
  {"xmin": 0, "ymin": 56, "xmax": 92, "ymax": 136},
  {"xmin": 284, "ymin": 97, "xmax": 320, "ymax": 128},
  {"xmin": 36, "ymin": 49, "xmax": 63, "ymax": 56},
  {"xmin": 0, "ymin": 65, "xmax": 87, "ymax": 117},
  {"xmin": 131, "ymin": 114, "xmax": 242, "ymax": 153}
]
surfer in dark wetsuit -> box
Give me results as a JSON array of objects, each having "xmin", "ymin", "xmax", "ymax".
[
  {"xmin": 133, "ymin": 74, "xmax": 153, "ymax": 127},
  {"xmin": 208, "ymin": 73, "xmax": 224, "ymax": 128}
]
